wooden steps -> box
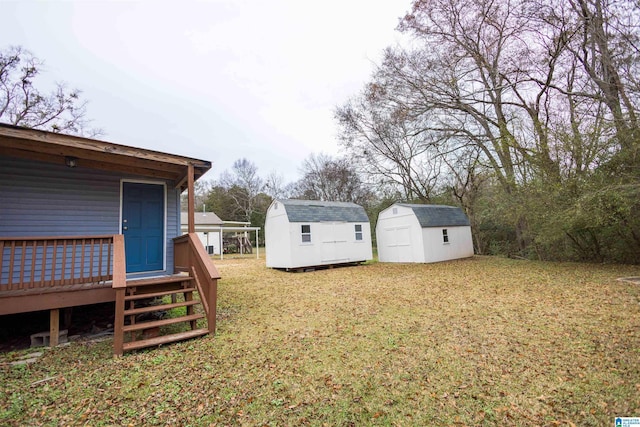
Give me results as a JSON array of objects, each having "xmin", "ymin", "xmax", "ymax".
[
  {"xmin": 115, "ymin": 274, "xmax": 210, "ymax": 353},
  {"xmin": 124, "ymin": 287, "xmax": 196, "ymax": 301},
  {"xmin": 122, "ymin": 328, "xmax": 209, "ymax": 352},
  {"xmin": 123, "ymin": 313, "xmax": 205, "ymax": 333},
  {"xmin": 123, "ymin": 300, "xmax": 200, "ymax": 316},
  {"xmin": 127, "ymin": 275, "xmax": 191, "ymax": 286}
]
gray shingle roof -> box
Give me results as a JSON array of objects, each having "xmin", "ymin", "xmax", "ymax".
[
  {"xmin": 180, "ymin": 211, "xmax": 223, "ymax": 226},
  {"xmin": 397, "ymin": 204, "xmax": 470, "ymax": 227},
  {"xmin": 278, "ymin": 199, "xmax": 369, "ymax": 223}
]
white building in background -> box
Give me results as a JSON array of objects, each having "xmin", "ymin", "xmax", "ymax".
[
  {"xmin": 180, "ymin": 212, "xmax": 260, "ymax": 258},
  {"xmin": 376, "ymin": 204, "xmax": 474, "ymax": 263},
  {"xmin": 180, "ymin": 212, "xmax": 224, "ymax": 254},
  {"xmin": 265, "ymin": 199, "xmax": 373, "ymax": 270}
]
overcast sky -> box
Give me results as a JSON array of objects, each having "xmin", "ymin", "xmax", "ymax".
[{"xmin": 2, "ymin": 0, "xmax": 411, "ymax": 183}]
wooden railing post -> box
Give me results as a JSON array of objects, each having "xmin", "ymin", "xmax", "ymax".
[
  {"xmin": 112, "ymin": 235, "xmax": 126, "ymax": 357},
  {"xmin": 206, "ymin": 277, "xmax": 218, "ymax": 334}
]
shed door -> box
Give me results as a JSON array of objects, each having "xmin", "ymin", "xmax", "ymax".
[
  {"xmin": 122, "ymin": 182, "xmax": 164, "ymax": 273},
  {"xmin": 384, "ymin": 226, "xmax": 412, "ymax": 262},
  {"xmin": 320, "ymin": 222, "xmax": 348, "ymax": 263}
]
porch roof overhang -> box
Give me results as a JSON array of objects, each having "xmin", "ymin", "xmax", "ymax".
[{"xmin": 0, "ymin": 123, "xmax": 211, "ymax": 191}]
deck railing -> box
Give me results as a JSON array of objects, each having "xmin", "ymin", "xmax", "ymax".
[
  {"xmin": 0, "ymin": 235, "xmax": 117, "ymax": 290},
  {"xmin": 173, "ymin": 233, "xmax": 220, "ymax": 333}
]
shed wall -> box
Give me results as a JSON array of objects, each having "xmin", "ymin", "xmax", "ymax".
[
  {"xmin": 376, "ymin": 205, "xmax": 424, "ymax": 262},
  {"xmin": 284, "ymin": 221, "xmax": 372, "ymax": 269},
  {"xmin": 266, "ymin": 201, "xmax": 373, "ymax": 269},
  {"xmin": 422, "ymin": 226, "xmax": 474, "ymax": 263},
  {"xmin": 265, "ymin": 203, "xmax": 293, "ymax": 268}
]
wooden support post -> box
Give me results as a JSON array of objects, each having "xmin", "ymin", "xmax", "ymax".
[
  {"xmin": 50, "ymin": 309, "xmax": 60, "ymax": 347},
  {"xmin": 112, "ymin": 234, "xmax": 127, "ymax": 357},
  {"xmin": 188, "ymin": 163, "xmax": 195, "ymax": 234},
  {"xmin": 113, "ymin": 288, "xmax": 125, "ymax": 356},
  {"xmin": 206, "ymin": 278, "xmax": 218, "ymax": 334}
]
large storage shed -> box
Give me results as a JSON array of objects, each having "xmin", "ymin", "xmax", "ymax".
[
  {"xmin": 376, "ymin": 203, "xmax": 474, "ymax": 263},
  {"xmin": 265, "ymin": 199, "xmax": 373, "ymax": 270}
]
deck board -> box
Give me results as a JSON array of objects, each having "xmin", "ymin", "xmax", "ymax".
[{"xmin": 0, "ymin": 275, "xmax": 188, "ymax": 316}]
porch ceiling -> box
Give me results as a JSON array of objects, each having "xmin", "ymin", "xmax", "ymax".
[{"xmin": 0, "ymin": 124, "xmax": 211, "ymax": 190}]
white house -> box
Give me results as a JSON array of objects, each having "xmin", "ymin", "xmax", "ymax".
[
  {"xmin": 376, "ymin": 203, "xmax": 474, "ymax": 263},
  {"xmin": 180, "ymin": 212, "xmax": 260, "ymax": 257},
  {"xmin": 265, "ymin": 199, "xmax": 373, "ymax": 270},
  {"xmin": 180, "ymin": 212, "xmax": 223, "ymax": 254}
]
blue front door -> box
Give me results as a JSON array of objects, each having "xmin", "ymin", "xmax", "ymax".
[{"xmin": 122, "ymin": 182, "xmax": 164, "ymax": 273}]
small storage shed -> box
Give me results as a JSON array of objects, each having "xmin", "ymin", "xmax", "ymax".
[
  {"xmin": 376, "ymin": 203, "xmax": 473, "ymax": 263},
  {"xmin": 265, "ymin": 199, "xmax": 373, "ymax": 270}
]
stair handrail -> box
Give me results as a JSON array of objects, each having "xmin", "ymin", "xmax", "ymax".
[{"xmin": 173, "ymin": 233, "xmax": 220, "ymax": 334}]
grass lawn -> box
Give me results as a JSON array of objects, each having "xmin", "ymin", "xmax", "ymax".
[{"xmin": 1, "ymin": 255, "xmax": 639, "ymax": 426}]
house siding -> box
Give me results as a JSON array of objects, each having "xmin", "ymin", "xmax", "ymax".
[
  {"xmin": 1, "ymin": 157, "xmax": 180, "ymax": 276},
  {"xmin": 167, "ymin": 187, "xmax": 180, "ymax": 272},
  {"xmin": 1, "ymin": 157, "xmax": 121, "ymax": 236}
]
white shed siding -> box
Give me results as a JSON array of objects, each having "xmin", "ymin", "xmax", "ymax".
[
  {"xmin": 265, "ymin": 202, "xmax": 293, "ymax": 268},
  {"xmin": 421, "ymin": 226, "xmax": 474, "ymax": 263},
  {"xmin": 376, "ymin": 205, "xmax": 423, "ymax": 262},
  {"xmin": 265, "ymin": 200, "xmax": 372, "ymax": 269},
  {"xmin": 286, "ymin": 222, "xmax": 318, "ymax": 269},
  {"xmin": 376, "ymin": 203, "xmax": 474, "ymax": 263},
  {"xmin": 319, "ymin": 221, "xmax": 372, "ymax": 265},
  {"xmin": 377, "ymin": 225, "xmax": 413, "ymax": 262},
  {"xmin": 278, "ymin": 221, "xmax": 371, "ymax": 269}
]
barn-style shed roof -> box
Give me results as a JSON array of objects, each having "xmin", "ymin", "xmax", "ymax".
[
  {"xmin": 398, "ymin": 204, "xmax": 470, "ymax": 227},
  {"xmin": 278, "ymin": 199, "xmax": 369, "ymax": 223}
]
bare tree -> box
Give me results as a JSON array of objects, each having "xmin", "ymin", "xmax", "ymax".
[
  {"xmin": 338, "ymin": 0, "xmax": 640, "ymax": 258},
  {"xmin": 180, "ymin": 179, "xmax": 213, "ymax": 212},
  {"xmin": 218, "ymin": 158, "xmax": 265, "ymax": 222},
  {"xmin": 568, "ymin": 0, "xmax": 639, "ymax": 146},
  {"xmin": 292, "ymin": 153, "xmax": 375, "ymax": 206},
  {"xmin": 336, "ymin": 82, "xmax": 443, "ymax": 202},
  {"xmin": 263, "ymin": 170, "xmax": 292, "ymax": 200},
  {"xmin": 0, "ymin": 46, "xmax": 101, "ymax": 136}
]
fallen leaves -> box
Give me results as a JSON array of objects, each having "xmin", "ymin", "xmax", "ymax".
[{"xmin": 1, "ymin": 256, "xmax": 639, "ymax": 426}]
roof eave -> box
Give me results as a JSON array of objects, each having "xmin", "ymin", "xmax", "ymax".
[{"xmin": 0, "ymin": 123, "xmax": 211, "ymax": 188}]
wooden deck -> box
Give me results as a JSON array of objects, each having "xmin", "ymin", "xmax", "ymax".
[
  {"xmin": 0, "ymin": 233, "xmax": 220, "ymax": 354},
  {"xmin": 0, "ymin": 281, "xmax": 116, "ymax": 315},
  {"xmin": 0, "ymin": 235, "xmax": 120, "ymax": 316}
]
